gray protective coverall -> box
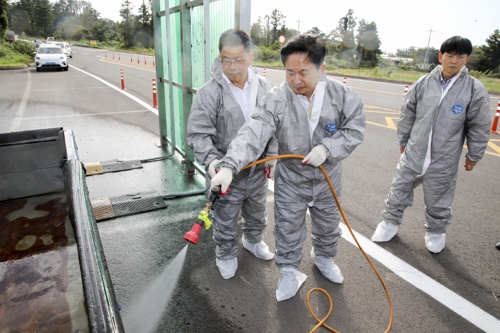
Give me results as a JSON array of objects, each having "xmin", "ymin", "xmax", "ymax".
[
  {"xmin": 382, "ymin": 66, "xmax": 491, "ymax": 233},
  {"xmin": 217, "ymin": 75, "xmax": 365, "ymax": 268},
  {"xmin": 187, "ymin": 58, "xmax": 275, "ymax": 259}
]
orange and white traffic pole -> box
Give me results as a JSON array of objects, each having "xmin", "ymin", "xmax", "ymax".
[
  {"xmin": 263, "ymin": 68, "xmax": 266, "ymax": 76},
  {"xmin": 152, "ymin": 78, "xmax": 158, "ymax": 108},
  {"xmin": 343, "ymin": 77, "xmax": 346, "ymax": 84},
  {"xmin": 491, "ymin": 99, "xmax": 500, "ymax": 134},
  {"xmin": 120, "ymin": 69, "xmax": 125, "ymax": 90},
  {"xmin": 137, "ymin": 56, "xmax": 140, "ymax": 64},
  {"xmin": 144, "ymin": 55, "xmax": 147, "ymax": 65},
  {"xmin": 404, "ymin": 85, "xmax": 409, "ymax": 95}
]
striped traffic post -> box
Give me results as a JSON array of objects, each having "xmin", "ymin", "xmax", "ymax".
[
  {"xmin": 152, "ymin": 78, "xmax": 158, "ymax": 108},
  {"xmin": 343, "ymin": 77, "xmax": 346, "ymax": 84},
  {"xmin": 263, "ymin": 68, "xmax": 266, "ymax": 76},
  {"xmin": 120, "ymin": 69, "xmax": 125, "ymax": 90},
  {"xmin": 404, "ymin": 85, "xmax": 409, "ymax": 95},
  {"xmin": 491, "ymin": 99, "xmax": 500, "ymax": 134}
]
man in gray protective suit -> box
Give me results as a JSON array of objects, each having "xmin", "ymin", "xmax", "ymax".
[
  {"xmin": 211, "ymin": 34, "xmax": 365, "ymax": 301},
  {"xmin": 187, "ymin": 29, "xmax": 276, "ymax": 279},
  {"xmin": 371, "ymin": 36, "xmax": 491, "ymax": 253}
]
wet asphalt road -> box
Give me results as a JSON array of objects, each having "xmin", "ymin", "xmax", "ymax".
[{"xmin": 1, "ymin": 46, "xmax": 499, "ymax": 333}]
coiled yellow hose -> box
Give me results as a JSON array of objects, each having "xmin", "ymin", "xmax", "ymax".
[{"xmin": 241, "ymin": 154, "xmax": 393, "ymax": 333}]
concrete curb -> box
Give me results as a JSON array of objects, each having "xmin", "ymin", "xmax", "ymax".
[{"xmin": 0, "ymin": 64, "xmax": 28, "ymax": 70}]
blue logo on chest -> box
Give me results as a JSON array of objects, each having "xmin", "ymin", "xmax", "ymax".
[
  {"xmin": 325, "ymin": 122, "xmax": 337, "ymax": 133},
  {"xmin": 452, "ymin": 104, "xmax": 464, "ymax": 115}
]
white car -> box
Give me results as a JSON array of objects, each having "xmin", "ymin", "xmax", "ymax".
[
  {"xmin": 34, "ymin": 44, "xmax": 69, "ymax": 72},
  {"xmin": 53, "ymin": 42, "xmax": 73, "ymax": 58}
]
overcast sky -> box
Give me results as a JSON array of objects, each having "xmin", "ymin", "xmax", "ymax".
[{"xmin": 88, "ymin": 0, "xmax": 499, "ymax": 54}]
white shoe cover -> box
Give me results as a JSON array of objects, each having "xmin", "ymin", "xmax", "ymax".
[
  {"xmin": 242, "ymin": 236, "xmax": 274, "ymax": 260},
  {"xmin": 310, "ymin": 248, "xmax": 344, "ymax": 284},
  {"xmin": 276, "ymin": 267, "xmax": 307, "ymax": 302},
  {"xmin": 216, "ymin": 257, "xmax": 238, "ymax": 279},
  {"xmin": 371, "ymin": 221, "xmax": 398, "ymax": 242},
  {"xmin": 425, "ymin": 232, "xmax": 446, "ymax": 253}
]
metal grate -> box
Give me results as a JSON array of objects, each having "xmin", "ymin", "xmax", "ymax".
[
  {"xmin": 91, "ymin": 191, "xmax": 168, "ymax": 221},
  {"xmin": 84, "ymin": 159, "xmax": 143, "ymax": 176}
]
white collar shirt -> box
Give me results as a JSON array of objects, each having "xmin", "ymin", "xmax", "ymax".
[
  {"xmin": 221, "ymin": 68, "xmax": 253, "ymax": 121},
  {"xmin": 296, "ymin": 81, "xmax": 326, "ymax": 140}
]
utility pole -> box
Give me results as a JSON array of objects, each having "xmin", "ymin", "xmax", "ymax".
[
  {"xmin": 296, "ymin": 18, "xmax": 304, "ymax": 34},
  {"xmin": 424, "ymin": 27, "xmax": 437, "ymax": 68}
]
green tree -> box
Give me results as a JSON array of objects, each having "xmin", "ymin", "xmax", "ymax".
[
  {"xmin": 0, "ymin": 0, "xmax": 8, "ymax": 38},
  {"xmin": 34, "ymin": 0, "xmax": 54, "ymax": 37},
  {"xmin": 135, "ymin": 0, "xmax": 153, "ymax": 48},
  {"xmin": 119, "ymin": 0, "xmax": 135, "ymax": 48},
  {"xmin": 478, "ymin": 29, "xmax": 500, "ymax": 73},
  {"xmin": 333, "ymin": 9, "xmax": 357, "ymax": 66},
  {"xmin": 306, "ymin": 26, "xmax": 326, "ymax": 40},
  {"xmin": 10, "ymin": 0, "xmax": 36, "ymax": 35},
  {"xmin": 412, "ymin": 47, "xmax": 439, "ymax": 68},
  {"xmin": 269, "ymin": 9, "xmax": 285, "ymax": 45},
  {"xmin": 250, "ymin": 16, "xmax": 264, "ymax": 45},
  {"xmin": 467, "ymin": 45, "xmax": 484, "ymax": 71},
  {"xmin": 355, "ymin": 19, "xmax": 381, "ymax": 67}
]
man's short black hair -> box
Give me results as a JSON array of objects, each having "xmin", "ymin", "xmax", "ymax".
[
  {"xmin": 440, "ymin": 36, "xmax": 473, "ymax": 56},
  {"xmin": 280, "ymin": 34, "xmax": 326, "ymax": 69},
  {"xmin": 218, "ymin": 29, "xmax": 252, "ymax": 53}
]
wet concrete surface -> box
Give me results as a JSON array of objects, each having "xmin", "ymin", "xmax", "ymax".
[{"xmin": 1, "ymin": 55, "xmax": 499, "ymax": 332}]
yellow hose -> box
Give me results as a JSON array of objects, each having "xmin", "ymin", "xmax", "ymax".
[{"xmin": 241, "ymin": 154, "xmax": 393, "ymax": 333}]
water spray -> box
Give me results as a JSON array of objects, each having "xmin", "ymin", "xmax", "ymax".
[{"xmin": 183, "ymin": 185, "xmax": 223, "ymax": 244}]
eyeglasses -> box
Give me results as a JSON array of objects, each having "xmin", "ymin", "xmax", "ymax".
[{"xmin": 221, "ymin": 58, "xmax": 246, "ymax": 66}]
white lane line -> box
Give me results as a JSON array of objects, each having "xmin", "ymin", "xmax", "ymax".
[
  {"xmin": 81, "ymin": 53, "xmax": 89, "ymax": 55},
  {"xmin": 22, "ymin": 110, "xmax": 150, "ymax": 120},
  {"xmin": 69, "ymin": 65, "xmax": 158, "ymax": 115},
  {"xmin": 31, "ymin": 87, "xmax": 111, "ymax": 91},
  {"xmin": 267, "ymin": 179, "xmax": 499, "ymax": 333},
  {"xmin": 9, "ymin": 70, "xmax": 31, "ymax": 132}
]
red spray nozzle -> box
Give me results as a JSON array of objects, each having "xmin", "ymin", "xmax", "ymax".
[{"xmin": 184, "ymin": 222, "xmax": 203, "ymax": 244}]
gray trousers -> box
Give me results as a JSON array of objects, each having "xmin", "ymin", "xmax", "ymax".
[
  {"xmin": 273, "ymin": 165, "xmax": 342, "ymax": 268},
  {"xmin": 210, "ymin": 164, "xmax": 269, "ymax": 259},
  {"xmin": 382, "ymin": 162, "xmax": 458, "ymax": 234}
]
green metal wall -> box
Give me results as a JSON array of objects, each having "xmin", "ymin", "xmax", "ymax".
[{"xmin": 152, "ymin": 0, "xmax": 248, "ymax": 174}]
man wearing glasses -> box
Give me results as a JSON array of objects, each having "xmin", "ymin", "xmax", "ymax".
[{"xmin": 187, "ymin": 29, "xmax": 277, "ymax": 279}]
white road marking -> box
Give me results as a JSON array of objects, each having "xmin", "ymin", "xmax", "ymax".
[
  {"xmin": 267, "ymin": 179, "xmax": 499, "ymax": 333},
  {"xmin": 9, "ymin": 70, "xmax": 31, "ymax": 132},
  {"xmin": 69, "ymin": 65, "xmax": 158, "ymax": 115},
  {"xmin": 22, "ymin": 110, "xmax": 150, "ymax": 120},
  {"xmin": 81, "ymin": 53, "xmax": 89, "ymax": 55}
]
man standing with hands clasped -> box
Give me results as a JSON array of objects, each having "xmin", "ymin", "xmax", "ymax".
[
  {"xmin": 187, "ymin": 29, "xmax": 277, "ymax": 280},
  {"xmin": 211, "ymin": 34, "xmax": 365, "ymax": 301},
  {"xmin": 371, "ymin": 36, "xmax": 491, "ymax": 253}
]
